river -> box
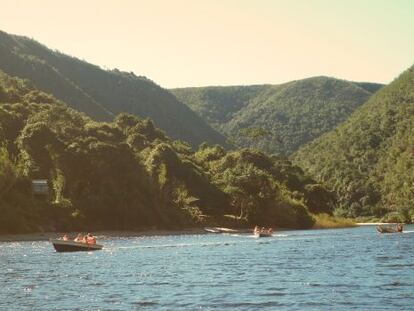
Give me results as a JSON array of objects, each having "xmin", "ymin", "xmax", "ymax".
[{"xmin": 1, "ymin": 225, "xmax": 413, "ymax": 310}]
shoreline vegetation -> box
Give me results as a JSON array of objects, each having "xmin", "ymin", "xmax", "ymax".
[
  {"xmin": 312, "ymin": 214, "xmax": 357, "ymax": 229},
  {"xmin": 0, "ymin": 217, "xmax": 362, "ymax": 242},
  {"xmin": 1, "ymin": 216, "xmax": 404, "ymax": 242},
  {"xmin": 0, "ymin": 69, "xmax": 340, "ymax": 235}
]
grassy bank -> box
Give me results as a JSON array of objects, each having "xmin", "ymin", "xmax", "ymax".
[{"xmin": 312, "ymin": 213, "xmax": 357, "ymax": 229}]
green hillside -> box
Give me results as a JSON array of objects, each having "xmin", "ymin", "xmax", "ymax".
[
  {"xmin": 294, "ymin": 65, "xmax": 414, "ymax": 222},
  {"xmin": 0, "ymin": 30, "xmax": 227, "ymax": 147},
  {"xmin": 172, "ymin": 77, "xmax": 382, "ymax": 155},
  {"xmin": 172, "ymin": 85, "xmax": 268, "ymax": 129},
  {"xmin": 0, "ymin": 70, "xmax": 335, "ymax": 233}
]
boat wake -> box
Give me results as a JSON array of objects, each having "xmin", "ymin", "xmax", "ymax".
[{"xmin": 115, "ymin": 240, "xmax": 248, "ymax": 250}]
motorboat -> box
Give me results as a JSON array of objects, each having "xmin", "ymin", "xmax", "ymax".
[
  {"xmin": 204, "ymin": 227, "xmax": 222, "ymax": 233},
  {"xmin": 253, "ymin": 226, "xmax": 273, "ymax": 237},
  {"xmin": 50, "ymin": 239, "xmax": 103, "ymax": 252},
  {"xmin": 376, "ymin": 224, "xmax": 403, "ymax": 234},
  {"xmin": 254, "ymin": 232, "xmax": 272, "ymax": 238}
]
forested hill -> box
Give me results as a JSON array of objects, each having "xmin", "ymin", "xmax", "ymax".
[
  {"xmin": 294, "ymin": 64, "xmax": 414, "ymax": 222},
  {"xmin": 0, "ymin": 70, "xmax": 337, "ymax": 233},
  {"xmin": 0, "ymin": 30, "xmax": 227, "ymax": 147},
  {"xmin": 172, "ymin": 77, "xmax": 383, "ymax": 155}
]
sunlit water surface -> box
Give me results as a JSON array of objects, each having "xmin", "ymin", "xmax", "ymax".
[{"xmin": 1, "ymin": 225, "xmax": 413, "ymax": 310}]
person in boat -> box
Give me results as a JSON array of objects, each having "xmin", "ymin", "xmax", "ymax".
[
  {"xmin": 74, "ymin": 233, "xmax": 83, "ymax": 242},
  {"xmin": 85, "ymin": 233, "xmax": 96, "ymax": 245},
  {"xmin": 62, "ymin": 234, "xmax": 69, "ymax": 241},
  {"xmin": 268, "ymin": 228, "xmax": 273, "ymax": 234},
  {"xmin": 396, "ymin": 223, "xmax": 403, "ymax": 232},
  {"xmin": 254, "ymin": 226, "xmax": 260, "ymax": 234}
]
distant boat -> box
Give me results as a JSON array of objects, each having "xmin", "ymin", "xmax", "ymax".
[
  {"xmin": 50, "ymin": 239, "xmax": 103, "ymax": 252},
  {"xmin": 376, "ymin": 224, "xmax": 403, "ymax": 234},
  {"xmin": 254, "ymin": 232, "xmax": 272, "ymax": 238},
  {"xmin": 253, "ymin": 226, "xmax": 273, "ymax": 238},
  {"xmin": 204, "ymin": 227, "xmax": 222, "ymax": 233}
]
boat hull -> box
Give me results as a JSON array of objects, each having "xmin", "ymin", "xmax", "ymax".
[
  {"xmin": 204, "ymin": 227, "xmax": 222, "ymax": 233},
  {"xmin": 50, "ymin": 239, "xmax": 103, "ymax": 252},
  {"xmin": 255, "ymin": 233, "xmax": 272, "ymax": 238},
  {"xmin": 376, "ymin": 225, "xmax": 403, "ymax": 234}
]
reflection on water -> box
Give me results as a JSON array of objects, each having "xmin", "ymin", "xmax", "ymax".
[{"xmin": 1, "ymin": 226, "xmax": 413, "ymax": 310}]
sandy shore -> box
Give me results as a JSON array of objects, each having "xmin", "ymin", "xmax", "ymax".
[
  {"xmin": 356, "ymin": 222, "xmax": 397, "ymax": 226},
  {"xmin": 0, "ymin": 227, "xmax": 253, "ymax": 242}
]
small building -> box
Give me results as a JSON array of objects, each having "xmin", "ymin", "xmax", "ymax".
[{"xmin": 32, "ymin": 179, "xmax": 49, "ymax": 195}]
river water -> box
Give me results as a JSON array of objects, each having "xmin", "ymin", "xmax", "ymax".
[{"xmin": 1, "ymin": 225, "xmax": 413, "ymax": 310}]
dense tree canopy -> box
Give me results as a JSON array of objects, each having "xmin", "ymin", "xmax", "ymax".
[
  {"xmin": 294, "ymin": 65, "xmax": 414, "ymax": 222},
  {"xmin": 0, "ymin": 71, "xmax": 333, "ymax": 233},
  {"xmin": 172, "ymin": 77, "xmax": 382, "ymax": 155}
]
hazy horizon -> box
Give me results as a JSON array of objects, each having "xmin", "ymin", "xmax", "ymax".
[{"xmin": 1, "ymin": 0, "xmax": 413, "ymax": 88}]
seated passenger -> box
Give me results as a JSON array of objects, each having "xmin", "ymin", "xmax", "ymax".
[
  {"xmin": 62, "ymin": 234, "xmax": 69, "ymax": 241},
  {"xmin": 86, "ymin": 233, "xmax": 96, "ymax": 244},
  {"xmin": 74, "ymin": 233, "xmax": 83, "ymax": 242}
]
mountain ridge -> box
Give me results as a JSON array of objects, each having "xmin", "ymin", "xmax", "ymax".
[
  {"xmin": 172, "ymin": 77, "xmax": 383, "ymax": 155},
  {"xmin": 0, "ymin": 30, "xmax": 228, "ymax": 147}
]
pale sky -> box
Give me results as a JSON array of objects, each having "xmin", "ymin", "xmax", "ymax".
[{"xmin": 0, "ymin": 0, "xmax": 413, "ymax": 88}]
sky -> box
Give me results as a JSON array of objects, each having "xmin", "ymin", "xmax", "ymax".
[{"xmin": 0, "ymin": 0, "xmax": 413, "ymax": 88}]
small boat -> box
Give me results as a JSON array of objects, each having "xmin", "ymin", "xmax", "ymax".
[
  {"xmin": 204, "ymin": 227, "xmax": 222, "ymax": 233},
  {"xmin": 253, "ymin": 226, "xmax": 273, "ymax": 238},
  {"xmin": 254, "ymin": 232, "xmax": 272, "ymax": 238},
  {"xmin": 376, "ymin": 224, "xmax": 403, "ymax": 234},
  {"xmin": 50, "ymin": 239, "xmax": 103, "ymax": 252}
]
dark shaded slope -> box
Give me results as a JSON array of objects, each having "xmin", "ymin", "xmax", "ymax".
[
  {"xmin": 0, "ymin": 30, "xmax": 227, "ymax": 147},
  {"xmin": 354, "ymin": 82, "xmax": 384, "ymax": 93},
  {"xmin": 0, "ymin": 32, "xmax": 111, "ymax": 119}
]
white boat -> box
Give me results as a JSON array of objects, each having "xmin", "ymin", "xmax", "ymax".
[
  {"xmin": 204, "ymin": 227, "xmax": 222, "ymax": 233},
  {"xmin": 50, "ymin": 239, "xmax": 103, "ymax": 252}
]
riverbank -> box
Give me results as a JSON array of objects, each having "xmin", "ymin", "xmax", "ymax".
[
  {"xmin": 0, "ymin": 221, "xmax": 364, "ymax": 242},
  {"xmin": 0, "ymin": 227, "xmax": 256, "ymax": 242},
  {"xmin": 312, "ymin": 213, "xmax": 357, "ymax": 229},
  {"xmin": 356, "ymin": 222, "xmax": 396, "ymax": 226},
  {"xmin": 1, "ymin": 216, "xmax": 374, "ymax": 242},
  {"xmin": 0, "ymin": 229, "xmax": 200, "ymax": 242}
]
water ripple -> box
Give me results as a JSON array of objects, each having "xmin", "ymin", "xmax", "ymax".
[{"xmin": 1, "ymin": 225, "xmax": 414, "ymax": 310}]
